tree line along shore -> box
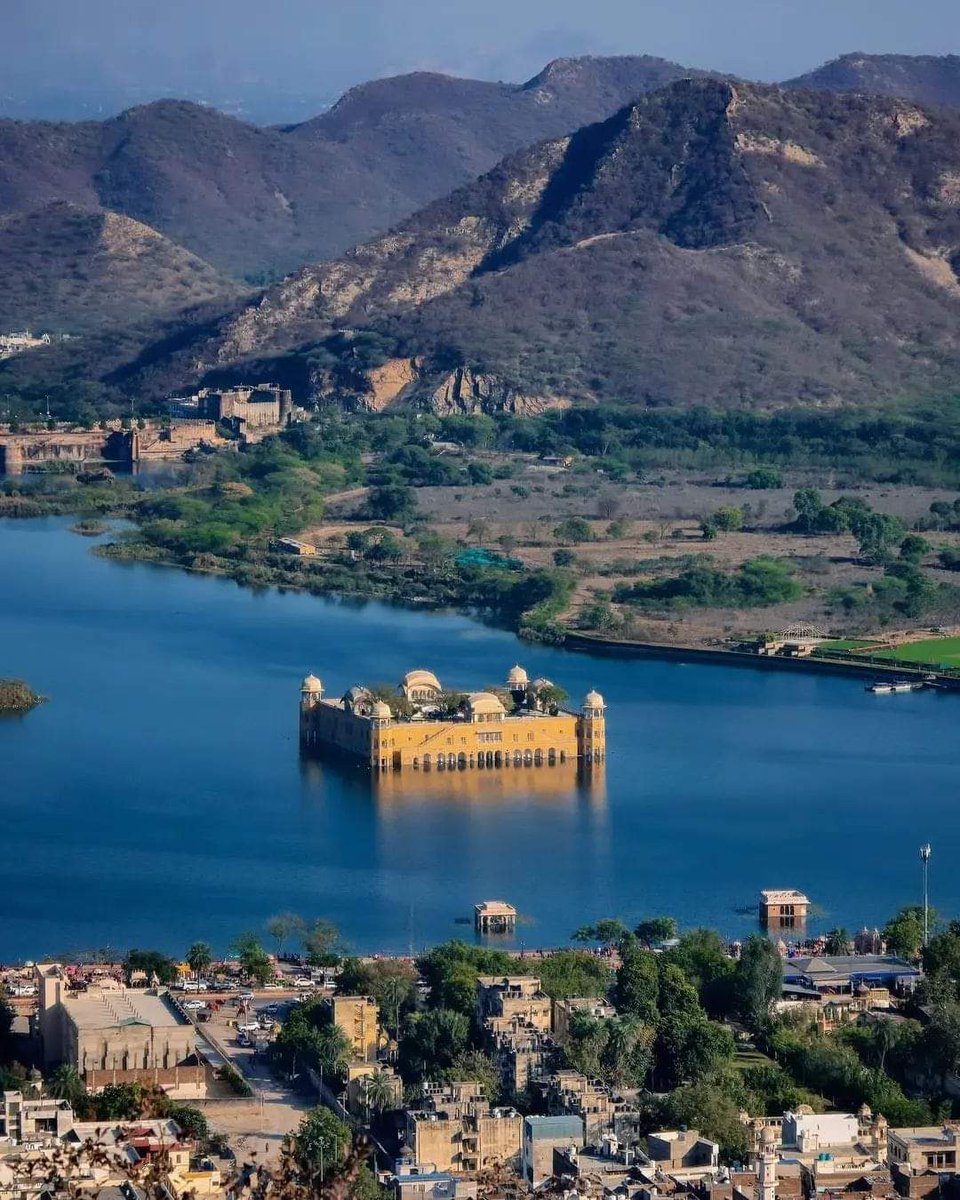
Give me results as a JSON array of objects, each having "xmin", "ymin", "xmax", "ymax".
[{"xmin": 4, "ymin": 405, "xmax": 960, "ymax": 654}]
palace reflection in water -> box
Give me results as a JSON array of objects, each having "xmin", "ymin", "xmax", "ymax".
[{"xmin": 299, "ymin": 755, "xmax": 607, "ymax": 810}]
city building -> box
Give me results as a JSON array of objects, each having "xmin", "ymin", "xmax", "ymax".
[
  {"xmin": 781, "ymin": 957, "xmax": 921, "ymax": 998},
  {"xmin": 168, "ymin": 384, "xmax": 295, "ymax": 434},
  {"xmin": 522, "ymin": 1115, "xmax": 584, "ymax": 1187},
  {"xmin": 760, "ymin": 890, "xmax": 810, "ymax": 930},
  {"xmin": 782, "ymin": 1110, "xmax": 860, "ymax": 1154},
  {"xmin": 0, "ymin": 1093, "xmax": 74, "ymax": 1144},
  {"xmin": 536, "ymin": 1070, "xmax": 621, "ymax": 1142},
  {"xmin": 486, "ymin": 1019, "xmax": 558, "ymax": 1097},
  {"xmin": 476, "ymin": 977, "xmax": 551, "ymax": 1032},
  {"xmin": 888, "ymin": 1126, "xmax": 960, "ymax": 1173},
  {"xmin": 35, "ymin": 965, "xmax": 204, "ymax": 1094},
  {"xmin": 647, "ymin": 1129, "xmax": 721, "ymax": 1172},
  {"xmin": 403, "ymin": 1083, "xmax": 521, "ymax": 1175},
  {"xmin": 323, "ymin": 995, "xmax": 379, "ymax": 1063},
  {"xmin": 299, "ymin": 667, "xmax": 606, "ymax": 771}
]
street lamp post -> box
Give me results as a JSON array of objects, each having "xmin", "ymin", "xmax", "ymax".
[{"xmin": 920, "ymin": 843, "xmax": 932, "ymax": 947}]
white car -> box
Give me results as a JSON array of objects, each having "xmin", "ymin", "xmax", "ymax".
[
  {"xmin": 183, "ymin": 1000, "xmax": 206, "ymax": 1010},
  {"xmin": 183, "ymin": 980, "xmax": 209, "ymax": 992},
  {"xmin": 237, "ymin": 1022, "xmax": 261, "ymax": 1033},
  {"xmin": 263, "ymin": 981, "xmax": 284, "ymax": 990},
  {"xmin": 294, "ymin": 977, "xmax": 315, "ymax": 988},
  {"xmin": 9, "ymin": 984, "xmax": 37, "ymax": 997}
]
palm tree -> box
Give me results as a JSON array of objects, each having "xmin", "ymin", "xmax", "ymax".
[
  {"xmin": 49, "ymin": 1064, "xmax": 87, "ymax": 1109},
  {"xmin": 186, "ymin": 941, "xmax": 213, "ymax": 983},
  {"xmin": 315, "ymin": 1026, "xmax": 351, "ymax": 1082},
  {"xmin": 361, "ymin": 1070, "xmax": 397, "ymax": 1116}
]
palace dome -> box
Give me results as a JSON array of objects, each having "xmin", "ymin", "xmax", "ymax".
[
  {"xmin": 506, "ymin": 664, "xmax": 529, "ymax": 686},
  {"xmin": 466, "ymin": 691, "xmax": 506, "ymax": 718},
  {"xmin": 372, "ymin": 700, "xmax": 392, "ymax": 719},
  {"xmin": 400, "ymin": 668, "xmax": 442, "ymax": 694},
  {"xmin": 583, "ymin": 689, "xmax": 605, "ymax": 709},
  {"xmin": 301, "ymin": 674, "xmax": 323, "ymax": 693}
]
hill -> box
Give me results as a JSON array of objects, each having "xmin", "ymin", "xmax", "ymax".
[
  {"xmin": 0, "ymin": 57, "xmax": 710, "ymax": 281},
  {"xmin": 0, "ymin": 202, "xmax": 243, "ymax": 334},
  {"xmin": 786, "ymin": 53, "xmax": 960, "ymax": 109},
  {"xmin": 200, "ymin": 79, "xmax": 960, "ymax": 412}
]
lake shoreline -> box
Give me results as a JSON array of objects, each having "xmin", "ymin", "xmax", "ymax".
[{"xmin": 95, "ymin": 535, "xmax": 959, "ymax": 688}]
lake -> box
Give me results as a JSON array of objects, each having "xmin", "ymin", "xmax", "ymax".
[{"xmin": 0, "ymin": 517, "xmax": 956, "ymax": 962}]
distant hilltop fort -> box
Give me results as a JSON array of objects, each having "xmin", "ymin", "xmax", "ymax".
[{"xmin": 299, "ymin": 666, "xmax": 606, "ymax": 772}]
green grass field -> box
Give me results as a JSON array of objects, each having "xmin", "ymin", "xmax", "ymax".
[{"xmin": 871, "ymin": 636, "xmax": 960, "ymax": 667}]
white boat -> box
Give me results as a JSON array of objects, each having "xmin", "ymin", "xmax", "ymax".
[{"xmin": 866, "ymin": 679, "xmax": 922, "ymax": 694}]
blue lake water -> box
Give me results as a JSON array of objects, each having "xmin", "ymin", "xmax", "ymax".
[{"xmin": 0, "ymin": 516, "xmax": 956, "ymax": 962}]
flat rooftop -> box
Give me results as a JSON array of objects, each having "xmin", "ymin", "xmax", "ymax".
[{"xmin": 63, "ymin": 989, "xmax": 187, "ymax": 1031}]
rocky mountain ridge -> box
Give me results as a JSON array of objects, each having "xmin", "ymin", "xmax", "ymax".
[{"xmin": 197, "ymin": 78, "xmax": 960, "ymax": 412}]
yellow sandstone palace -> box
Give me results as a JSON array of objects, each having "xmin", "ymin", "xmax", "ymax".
[{"xmin": 299, "ymin": 666, "xmax": 606, "ymax": 772}]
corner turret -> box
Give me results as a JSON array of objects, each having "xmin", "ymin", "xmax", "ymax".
[{"xmin": 577, "ymin": 689, "xmax": 606, "ymax": 763}]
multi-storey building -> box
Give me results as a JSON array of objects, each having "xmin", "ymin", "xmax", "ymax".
[{"xmin": 404, "ymin": 1082, "xmax": 521, "ymax": 1175}]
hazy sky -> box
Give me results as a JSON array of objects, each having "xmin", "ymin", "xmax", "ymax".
[{"xmin": 4, "ymin": 0, "xmax": 960, "ymax": 117}]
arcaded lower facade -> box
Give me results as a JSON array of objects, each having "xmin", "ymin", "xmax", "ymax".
[{"xmin": 299, "ymin": 665, "xmax": 605, "ymax": 771}]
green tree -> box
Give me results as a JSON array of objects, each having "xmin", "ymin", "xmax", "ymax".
[
  {"xmin": 734, "ymin": 936, "xmax": 782, "ymax": 1030},
  {"xmin": 613, "ymin": 939, "xmax": 660, "ymax": 1023},
  {"xmin": 266, "ymin": 913, "xmax": 305, "ymax": 955},
  {"xmin": 398, "ymin": 1009, "xmax": 470, "ymax": 1083},
  {"xmin": 711, "ymin": 506, "xmax": 745, "ymax": 532},
  {"xmin": 293, "ymin": 1106, "xmax": 351, "ymax": 1179},
  {"xmin": 360, "ymin": 1069, "xmax": 399, "ymax": 1115},
  {"xmin": 92, "ymin": 1083, "xmax": 143, "ymax": 1120},
  {"xmin": 416, "ymin": 941, "xmax": 514, "ymax": 1017},
  {"xmin": 536, "ymin": 950, "xmax": 613, "ymax": 1000},
  {"xmin": 857, "ymin": 512, "xmax": 904, "ymax": 564},
  {"xmin": 572, "ymin": 919, "xmax": 630, "ymax": 949},
  {"xmin": 601, "ymin": 1015, "xmax": 654, "ymax": 1088},
  {"xmin": 657, "ymin": 1081, "xmax": 750, "ymax": 1159},
  {"xmin": 553, "ymin": 517, "xmax": 594, "ymax": 544},
  {"xmin": 884, "ymin": 907, "xmax": 927, "ymax": 960},
  {"xmin": 186, "ymin": 941, "xmax": 213, "ymax": 982},
  {"xmin": 565, "ymin": 1011, "xmax": 609, "ymax": 1078},
  {"xmin": 165, "ymin": 1104, "xmax": 209, "ymax": 1142},
  {"xmin": 824, "ymin": 928, "xmax": 852, "ymax": 956},
  {"xmin": 922, "ymin": 921, "xmax": 960, "ymax": 995},
  {"xmin": 48, "ymin": 1064, "xmax": 87, "ymax": 1110},
  {"xmin": 793, "ymin": 488, "xmax": 825, "ymax": 532},
  {"xmin": 634, "ymin": 917, "xmax": 678, "ymax": 947},
  {"xmin": 336, "ymin": 958, "xmax": 418, "ymax": 1038},
  {"xmin": 900, "ymin": 534, "xmax": 931, "ymax": 564},
  {"xmin": 303, "ymin": 919, "xmax": 345, "ymax": 966},
  {"xmin": 365, "ymin": 485, "xmax": 417, "ymax": 522},
  {"xmin": 665, "ymin": 929, "xmax": 737, "ymax": 1018},
  {"xmin": 124, "ymin": 949, "xmax": 178, "ymax": 985},
  {"xmin": 232, "ymin": 933, "xmax": 275, "ymax": 985},
  {"xmin": 745, "ymin": 468, "xmax": 784, "ymax": 490}
]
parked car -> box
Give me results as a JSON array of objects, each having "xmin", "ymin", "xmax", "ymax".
[
  {"xmin": 238, "ymin": 989, "xmax": 255, "ymax": 1001},
  {"xmin": 294, "ymin": 977, "xmax": 315, "ymax": 988},
  {"xmin": 9, "ymin": 984, "xmax": 37, "ymax": 997},
  {"xmin": 183, "ymin": 980, "xmax": 209, "ymax": 992},
  {"xmin": 183, "ymin": 1000, "xmax": 206, "ymax": 1010},
  {"xmin": 237, "ymin": 1022, "xmax": 261, "ymax": 1033}
]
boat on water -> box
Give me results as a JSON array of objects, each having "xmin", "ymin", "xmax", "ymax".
[{"xmin": 866, "ymin": 680, "xmax": 923, "ymax": 694}]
